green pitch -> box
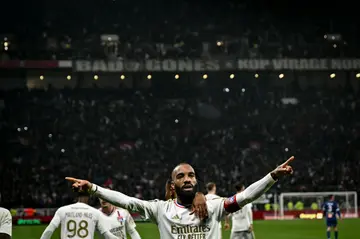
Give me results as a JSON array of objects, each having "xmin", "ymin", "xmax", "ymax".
[{"xmin": 13, "ymin": 219, "xmax": 358, "ymax": 239}]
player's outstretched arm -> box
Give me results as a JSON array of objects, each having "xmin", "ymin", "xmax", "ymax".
[
  {"xmin": 39, "ymin": 210, "xmax": 61, "ymax": 239},
  {"xmin": 65, "ymin": 177, "xmax": 158, "ymax": 220},
  {"xmin": 224, "ymin": 156, "xmax": 295, "ymax": 213}
]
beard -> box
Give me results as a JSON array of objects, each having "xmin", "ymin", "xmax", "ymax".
[{"xmin": 174, "ymin": 184, "xmax": 196, "ymax": 206}]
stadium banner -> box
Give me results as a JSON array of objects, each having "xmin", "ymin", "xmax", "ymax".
[
  {"xmin": 12, "ymin": 209, "xmax": 359, "ymax": 224},
  {"xmin": 74, "ymin": 58, "xmax": 360, "ymax": 72},
  {"xmin": 12, "ymin": 213, "xmax": 147, "ymax": 225},
  {"xmin": 0, "ymin": 60, "xmax": 67, "ymax": 69},
  {"xmin": 263, "ymin": 210, "xmax": 359, "ymax": 220}
]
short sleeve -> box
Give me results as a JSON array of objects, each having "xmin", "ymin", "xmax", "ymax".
[
  {"xmin": 50, "ymin": 209, "xmax": 62, "ymax": 227},
  {"xmin": 95, "ymin": 210, "xmax": 109, "ymax": 235},
  {"xmin": 0, "ymin": 209, "xmax": 12, "ymax": 236}
]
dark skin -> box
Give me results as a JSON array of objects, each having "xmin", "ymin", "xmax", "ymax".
[
  {"xmin": 77, "ymin": 195, "xmax": 90, "ymax": 204},
  {"xmin": 165, "ymin": 177, "xmax": 208, "ymax": 220},
  {"xmin": 171, "ymin": 164, "xmax": 208, "ymax": 220}
]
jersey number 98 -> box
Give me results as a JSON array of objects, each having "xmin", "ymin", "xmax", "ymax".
[{"xmin": 66, "ymin": 220, "xmax": 89, "ymax": 238}]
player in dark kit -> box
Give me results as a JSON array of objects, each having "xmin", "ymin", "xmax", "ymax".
[{"xmin": 322, "ymin": 195, "xmax": 341, "ymax": 239}]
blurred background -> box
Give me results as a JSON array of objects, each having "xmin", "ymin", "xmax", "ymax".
[{"xmin": 0, "ymin": 0, "xmax": 359, "ymax": 237}]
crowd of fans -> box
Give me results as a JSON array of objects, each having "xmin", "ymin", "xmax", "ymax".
[{"xmin": 0, "ymin": 81, "xmax": 359, "ymax": 208}]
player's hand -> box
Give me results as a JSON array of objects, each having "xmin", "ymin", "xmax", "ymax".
[
  {"xmin": 249, "ymin": 224, "xmax": 253, "ymax": 232},
  {"xmin": 190, "ymin": 192, "xmax": 208, "ymax": 220},
  {"xmin": 270, "ymin": 156, "xmax": 294, "ymax": 179},
  {"xmin": 65, "ymin": 177, "xmax": 92, "ymax": 192},
  {"xmin": 224, "ymin": 223, "xmax": 230, "ymax": 230}
]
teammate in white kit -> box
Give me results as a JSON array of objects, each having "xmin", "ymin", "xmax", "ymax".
[
  {"xmin": 40, "ymin": 191, "xmax": 117, "ymax": 239},
  {"xmin": 67, "ymin": 156, "xmax": 295, "ymax": 239},
  {"xmin": 224, "ymin": 183, "xmax": 254, "ymax": 239},
  {"xmin": 99, "ymin": 196, "xmax": 141, "ymax": 239},
  {"xmin": 0, "ymin": 207, "xmax": 12, "ymax": 239},
  {"xmin": 205, "ymin": 182, "xmax": 223, "ymax": 236}
]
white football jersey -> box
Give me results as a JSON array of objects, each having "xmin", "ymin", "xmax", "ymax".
[
  {"xmin": 205, "ymin": 194, "xmax": 222, "ymax": 230},
  {"xmin": 92, "ymin": 173, "xmax": 276, "ymax": 239},
  {"xmin": 138, "ymin": 198, "xmax": 227, "ymax": 239},
  {"xmin": 229, "ymin": 203, "xmax": 253, "ymax": 232},
  {"xmin": 51, "ymin": 202, "xmax": 109, "ymax": 239},
  {"xmin": 205, "ymin": 194, "xmax": 220, "ymax": 200},
  {"xmin": 0, "ymin": 207, "xmax": 12, "ymax": 236},
  {"xmin": 99, "ymin": 207, "xmax": 137, "ymax": 239}
]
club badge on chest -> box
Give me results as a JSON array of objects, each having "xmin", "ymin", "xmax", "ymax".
[{"xmin": 117, "ymin": 211, "xmax": 125, "ymax": 225}]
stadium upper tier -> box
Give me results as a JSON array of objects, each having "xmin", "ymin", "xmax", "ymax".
[{"xmin": 1, "ymin": 0, "xmax": 359, "ymax": 60}]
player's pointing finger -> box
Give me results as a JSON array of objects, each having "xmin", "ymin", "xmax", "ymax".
[
  {"xmin": 281, "ymin": 156, "xmax": 294, "ymax": 167},
  {"xmin": 65, "ymin": 177, "xmax": 78, "ymax": 182}
]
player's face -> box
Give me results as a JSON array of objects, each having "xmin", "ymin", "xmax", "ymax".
[
  {"xmin": 99, "ymin": 198, "xmax": 111, "ymax": 208},
  {"xmin": 172, "ymin": 164, "xmax": 197, "ymax": 201}
]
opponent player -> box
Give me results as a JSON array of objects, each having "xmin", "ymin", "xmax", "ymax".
[
  {"xmin": 99, "ymin": 196, "xmax": 141, "ymax": 239},
  {"xmin": 322, "ymin": 195, "xmax": 341, "ymax": 239},
  {"xmin": 67, "ymin": 156, "xmax": 294, "ymax": 239},
  {"xmin": 40, "ymin": 191, "xmax": 117, "ymax": 239},
  {"xmin": 0, "ymin": 207, "xmax": 12, "ymax": 239},
  {"xmin": 224, "ymin": 183, "xmax": 254, "ymax": 239}
]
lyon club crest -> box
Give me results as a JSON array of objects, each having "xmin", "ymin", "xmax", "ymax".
[{"xmin": 117, "ymin": 211, "xmax": 125, "ymax": 223}]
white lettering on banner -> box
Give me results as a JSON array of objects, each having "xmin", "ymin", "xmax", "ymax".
[
  {"xmin": 124, "ymin": 61, "xmax": 141, "ymax": 71},
  {"xmin": 74, "ymin": 59, "xmax": 360, "ymax": 72},
  {"xmin": 178, "ymin": 60, "xmax": 194, "ymax": 71},
  {"xmin": 238, "ymin": 59, "xmax": 270, "ymax": 70},
  {"xmin": 75, "ymin": 61, "xmax": 92, "ymax": 72},
  {"xmin": 271, "ymin": 59, "xmax": 328, "ymax": 70},
  {"xmin": 194, "ymin": 59, "xmax": 220, "ymax": 71},
  {"xmin": 331, "ymin": 59, "xmax": 360, "ymax": 70}
]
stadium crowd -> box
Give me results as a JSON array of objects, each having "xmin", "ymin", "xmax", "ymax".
[{"xmin": 0, "ymin": 83, "xmax": 359, "ymax": 208}]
